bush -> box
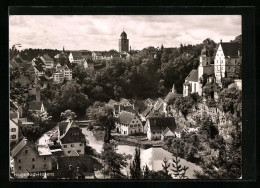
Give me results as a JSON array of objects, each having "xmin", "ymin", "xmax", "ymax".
[{"xmin": 87, "ymin": 124, "xmax": 94, "ymax": 131}]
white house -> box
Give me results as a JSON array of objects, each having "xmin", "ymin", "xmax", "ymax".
[
  {"xmin": 58, "ymin": 121, "xmax": 86, "ymax": 156},
  {"xmin": 53, "ymin": 72, "xmax": 64, "ymax": 83},
  {"xmin": 10, "ymin": 119, "xmax": 19, "ymax": 145},
  {"xmin": 214, "ymin": 40, "xmax": 242, "ymax": 85},
  {"xmin": 115, "ymin": 111, "xmax": 143, "ymax": 135},
  {"xmin": 145, "ymin": 117, "xmax": 176, "ymax": 140},
  {"xmin": 69, "ymin": 52, "xmax": 84, "ymax": 64},
  {"xmin": 40, "ymin": 54, "xmax": 54, "ymax": 69},
  {"xmin": 63, "ymin": 65, "xmax": 72, "ymax": 80}
]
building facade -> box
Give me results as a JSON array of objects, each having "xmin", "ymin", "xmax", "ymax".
[
  {"xmin": 214, "ymin": 41, "xmax": 242, "ymax": 84},
  {"xmin": 11, "ymin": 138, "xmax": 53, "ymax": 177},
  {"xmin": 183, "ymin": 47, "xmax": 214, "ymax": 97},
  {"xmin": 10, "ymin": 119, "xmax": 19, "ymax": 145},
  {"xmin": 58, "ymin": 121, "xmax": 86, "ymax": 156},
  {"xmin": 115, "ymin": 111, "xmax": 143, "ymax": 135}
]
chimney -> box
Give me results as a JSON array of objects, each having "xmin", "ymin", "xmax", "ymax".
[
  {"xmin": 220, "ymin": 39, "xmax": 222, "ymax": 43},
  {"xmin": 77, "ymin": 167, "xmax": 79, "ymax": 172}
]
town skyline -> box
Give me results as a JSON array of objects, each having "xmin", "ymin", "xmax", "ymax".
[{"xmin": 9, "ymin": 15, "xmax": 241, "ymax": 51}]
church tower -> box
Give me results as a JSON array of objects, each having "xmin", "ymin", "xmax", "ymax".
[
  {"xmin": 119, "ymin": 31, "xmax": 129, "ymax": 52},
  {"xmin": 198, "ymin": 46, "xmax": 211, "ymax": 80}
]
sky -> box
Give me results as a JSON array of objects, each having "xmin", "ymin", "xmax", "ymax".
[{"xmin": 9, "ymin": 15, "xmax": 241, "ymax": 51}]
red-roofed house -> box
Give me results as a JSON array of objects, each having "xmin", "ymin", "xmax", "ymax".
[
  {"xmin": 116, "ymin": 111, "xmax": 143, "ymax": 135},
  {"xmin": 11, "ymin": 138, "xmax": 53, "ymax": 177},
  {"xmin": 57, "ymin": 121, "xmax": 86, "ymax": 156}
]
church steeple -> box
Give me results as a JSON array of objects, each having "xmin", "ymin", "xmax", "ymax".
[{"xmin": 119, "ymin": 31, "xmax": 129, "ymax": 52}]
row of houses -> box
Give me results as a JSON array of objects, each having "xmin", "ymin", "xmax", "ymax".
[
  {"xmin": 106, "ymin": 85, "xmax": 179, "ymax": 141},
  {"xmin": 10, "ymin": 118, "xmax": 87, "ymax": 178}
]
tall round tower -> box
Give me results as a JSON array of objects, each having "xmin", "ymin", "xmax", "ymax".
[{"xmin": 119, "ymin": 31, "xmax": 129, "ymax": 52}]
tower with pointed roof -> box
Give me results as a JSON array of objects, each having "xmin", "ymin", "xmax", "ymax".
[{"xmin": 119, "ymin": 31, "xmax": 129, "ymax": 52}]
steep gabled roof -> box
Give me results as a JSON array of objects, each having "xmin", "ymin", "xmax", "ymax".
[
  {"xmin": 119, "ymin": 98, "xmax": 130, "ymax": 105},
  {"xmin": 93, "ymin": 51, "xmax": 103, "ymax": 56},
  {"xmin": 14, "ymin": 57, "xmax": 24, "ymax": 64},
  {"xmin": 71, "ymin": 52, "xmax": 83, "ymax": 59},
  {"xmin": 60, "ymin": 121, "xmax": 86, "ymax": 144},
  {"xmin": 154, "ymin": 98, "xmax": 164, "ymax": 110},
  {"xmin": 164, "ymin": 92, "xmax": 176, "ymax": 103},
  {"xmin": 220, "ymin": 42, "xmax": 242, "ymax": 58},
  {"xmin": 141, "ymin": 106, "xmax": 153, "ymax": 117},
  {"xmin": 118, "ymin": 111, "xmax": 135, "ymax": 125},
  {"xmin": 58, "ymin": 121, "xmax": 70, "ymax": 135},
  {"xmin": 144, "ymin": 98, "xmax": 155, "ymax": 107},
  {"xmin": 10, "ymin": 112, "xmax": 19, "ymax": 119},
  {"xmin": 11, "ymin": 138, "xmax": 32, "ymax": 157},
  {"xmin": 162, "ymin": 127, "xmax": 172, "ymax": 136},
  {"xmin": 148, "ymin": 117, "xmax": 176, "ymax": 133},
  {"xmin": 28, "ymin": 101, "xmax": 43, "ymax": 111},
  {"xmin": 108, "ymin": 99, "xmax": 117, "ymax": 106},
  {"xmin": 42, "ymin": 54, "xmax": 53, "ymax": 62},
  {"xmin": 185, "ymin": 69, "xmax": 198, "ymax": 82}
]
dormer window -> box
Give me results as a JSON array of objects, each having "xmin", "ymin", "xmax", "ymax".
[{"xmin": 25, "ymin": 150, "xmax": 28, "ymax": 154}]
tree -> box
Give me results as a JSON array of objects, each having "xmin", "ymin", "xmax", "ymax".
[
  {"xmin": 95, "ymin": 106, "xmax": 116, "ymax": 143},
  {"xmin": 143, "ymin": 164, "xmax": 150, "ymax": 179},
  {"xmin": 130, "ymin": 147, "xmax": 142, "ymax": 179},
  {"xmin": 60, "ymin": 109, "xmax": 76, "ymax": 121},
  {"xmin": 171, "ymin": 156, "xmax": 189, "ymax": 179},
  {"xmin": 101, "ymin": 140, "xmax": 131, "ymax": 178},
  {"xmin": 20, "ymin": 124, "xmax": 43, "ymax": 142},
  {"xmin": 58, "ymin": 80, "xmax": 90, "ymax": 118},
  {"xmin": 161, "ymin": 158, "xmax": 172, "ymax": 179}
]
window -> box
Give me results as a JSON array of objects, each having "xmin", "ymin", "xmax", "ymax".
[
  {"xmin": 18, "ymin": 166, "xmax": 21, "ymax": 170},
  {"xmin": 77, "ymin": 150, "xmax": 81, "ymax": 153},
  {"xmin": 32, "ymin": 158, "xmax": 35, "ymax": 162},
  {"xmin": 25, "ymin": 150, "xmax": 28, "ymax": 154},
  {"xmin": 153, "ymin": 132, "xmax": 155, "ymax": 134},
  {"xmin": 11, "ymin": 128, "xmax": 16, "ymax": 132},
  {"xmin": 64, "ymin": 145, "xmax": 67, "ymax": 148},
  {"xmin": 44, "ymin": 164, "xmax": 47, "ymax": 168},
  {"xmin": 11, "ymin": 135, "xmax": 16, "ymax": 139},
  {"xmin": 32, "ymin": 165, "xmax": 35, "ymax": 169},
  {"xmin": 79, "ymin": 144, "xmax": 82, "ymax": 146},
  {"xmin": 71, "ymin": 144, "xmax": 74, "ymax": 147},
  {"xmin": 43, "ymin": 157, "xmax": 46, "ymax": 161},
  {"xmin": 18, "ymin": 159, "xmax": 21, "ymax": 163},
  {"xmin": 68, "ymin": 151, "xmax": 71, "ymax": 153}
]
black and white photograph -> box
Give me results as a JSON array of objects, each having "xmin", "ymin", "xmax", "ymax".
[{"xmin": 9, "ymin": 13, "xmax": 243, "ymax": 180}]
